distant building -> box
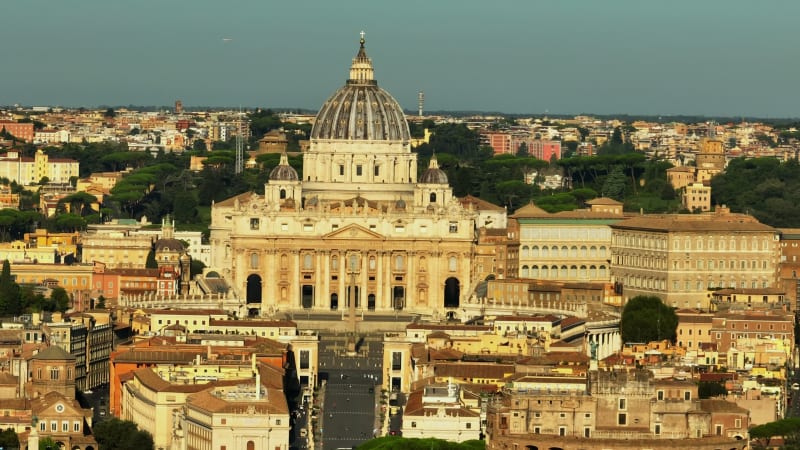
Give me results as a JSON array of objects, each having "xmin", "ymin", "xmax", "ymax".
[{"xmin": 0, "ymin": 121, "xmax": 34, "ymax": 142}]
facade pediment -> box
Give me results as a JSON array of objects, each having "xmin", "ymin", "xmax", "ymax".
[{"xmin": 323, "ymin": 224, "xmax": 384, "ymax": 241}]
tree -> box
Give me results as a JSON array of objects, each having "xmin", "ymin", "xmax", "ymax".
[
  {"xmin": 601, "ymin": 166, "xmax": 627, "ymax": 200},
  {"xmin": 103, "ymin": 107, "xmax": 116, "ymax": 119},
  {"xmin": 93, "ymin": 418, "xmax": 155, "ymax": 450},
  {"xmin": 698, "ymin": 381, "xmax": 727, "ymax": 399},
  {"xmin": 50, "ymin": 287, "xmax": 70, "ymax": 313},
  {"xmin": 516, "ymin": 142, "xmax": 528, "ymax": 157},
  {"xmin": 620, "ymin": 296, "xmax": 678, "ymax": 343},
  {"xmin": 0, "ymin": 427, "xmax": 19, "ymax": 449},
  {"xmin": 39, "ymin": 437, "xmax": 57, "ymax": 450},
  {"xmin": 0, "ymin": 260, "xmax": 21, "ymax": 315}
]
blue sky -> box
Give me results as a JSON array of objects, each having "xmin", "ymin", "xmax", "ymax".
[{"xmin": 1, "ymin": 0, "xmax": 798, "ymax": 117}]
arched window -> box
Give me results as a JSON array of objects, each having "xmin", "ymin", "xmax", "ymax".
[
  {"xmin": 249, "ymin": 253, "xmax": 259, "ymax": 270},
  {"xmin": 521, "ymin": 266, "xmax": 529, "ymax": 277},
  {"xmin": 522, "ymin": 246, "xmax": 529, "ymax": 258},
  {"xmin": 560, "ymin": 266, "xmax": 568, "ymax": 278},
  {"xmin": 570, "ymin": 266, "xmax": 577, "ymax": 278},
  {"xmin": 369, "ymin": 256, "xmax": 376, "ymax": 270},
  {"xmin": 580, "ymin": 246, "xmax": 587, "ymax": 257},
  {"xmin": 280, "ymin": 253, "xmax": 288, "ymax": 268},
  {"xmin": 541, "ymin": 266, "xmax": 549, "ymax": 278},
  {"xmin": 429, "ymin": 192, "xmax": 437, "ymax": 203},
  {"xmin": 570, "ymin": 246, "xmax": 578, "ymax": 257},
  {"xmin": 531, "ymin": 265, "xmax": 539, "ymax": 278},
  {"xmin": 280, "ymin": 189, "xmax": 287, "ymax": 199},
  {"xmin": 589, "ymin": 246, "xmax": 597, "ymax": 257},
  {"xmin": 531, "ymin": 245, "xmax": 539, "ymax": 257}
]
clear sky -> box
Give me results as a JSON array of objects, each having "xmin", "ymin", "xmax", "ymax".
[{"xmin": 2, "ymin": 0, "xmax": 799, "ymax": 117}]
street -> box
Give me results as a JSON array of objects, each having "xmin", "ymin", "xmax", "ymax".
[{"xmin": 318, "ymin": 336, "xmax": 382, "ymax": 450}]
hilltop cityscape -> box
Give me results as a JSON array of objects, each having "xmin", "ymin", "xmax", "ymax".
[{"xmin": 1, "ymin": 36, "xmax": 800, "ymax": 450}]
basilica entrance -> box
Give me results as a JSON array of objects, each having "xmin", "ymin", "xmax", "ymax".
[
  {"xmin": 444, "ymin": 277, "xmax": 460, "ymax": 308},
  {"xmin": 246, "ymin": 274, "xmax": 262, "ymax": 303},
  {"xmin": 392, "ymin": 286, "xmax": 405, "ymax": 310},
  {"xmin": 301, "ymin": 285, "xmax": 314, "ymax": 309}
]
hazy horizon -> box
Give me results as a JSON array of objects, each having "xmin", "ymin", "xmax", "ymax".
[{"xmin": 2, "ymin": 0, "xmax": 799, "ymax": 118}]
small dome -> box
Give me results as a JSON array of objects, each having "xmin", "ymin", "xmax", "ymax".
[
  {"xmin": 419, "ymin": 155, "xmax": 448, "ymax": 184},
  {"xmin": 310, "ymin": 34, "xmax": 410, "ymax": 142},
  {"xmin": 269, "ymin": 153, "xmax": 299, "ymax": 181},
  {"xmin": 395, "ymin": 199, "xmax": 406, "ymax": 210},
  {"xmin": 155, "ymin": 238, "xmax": 184, "ymax": 252}
]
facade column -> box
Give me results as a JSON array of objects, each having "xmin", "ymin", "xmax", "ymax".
[
  {"xmin": 292, "ymin": 251, "xmax": 300, "ymax": 308},
  {"xmin": 405, "ymin": 251, "xmax": 414, "ymax": 311}
]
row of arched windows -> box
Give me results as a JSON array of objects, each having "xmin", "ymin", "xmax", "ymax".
[
  {"xmin": 520, "ymin": 265, "xmax": 607, "ymax": 279},
  {"xmin": 520, "ymin": 245, "xmax": 607, "ymax": 259}
]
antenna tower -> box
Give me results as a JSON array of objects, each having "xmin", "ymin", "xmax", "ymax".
[
  {"xmin": 418, "ymin": 91, "xmax": 424, "ymax": 117},
  {"xmin": 235, "ymin": 107, "xmax": 244, "ymax": 174}
]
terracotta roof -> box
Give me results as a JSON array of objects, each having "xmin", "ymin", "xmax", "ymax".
[
  {"xmin": 133, "ymin": 368, "xmax": 212, "ymax": 393},
  {"xmin": 209, "ymin": 319, "xmax": 297, "ymax": 328},
  {"xmin": 407, "ymin": 324, "xmax": 493, "ymax": 332},
  {"xmin": 586, "ymin": 197, "xmax": 622, "ymax": 205},
  {"xmin": 214, "ymin": 191, "xmax": 256, "ymax": 208},
  {"xmin": 611, "ymin": 214, "xmax": 776, "ymax": 233},
  {"xmin": 32, "ymin": 345, "xmax": 75, "ymax": 361},
  {"xmin": 434, "ymin": 362, "xmax": 514, "ymax": 380},
  {"xmin": 113, "ymin": 350, "xmax": 200, "ymax": 363},
  {"xmin": 700, "ymin": 399, "xmax": 748, "ymax": 414},
  {"xmin": 186, "ymin": 387, "xmax": 288, "ymax": 415},
  {"xmin": 428, "ymin": 348, "xmax": 464, "ymax": 361},
  {"xmin": 459, "ymin": 195, "xmax": 504, "ymax": 211},
  {"xmin": 510, "ymin": 202, "xmax": 550, "ymax": 218}
]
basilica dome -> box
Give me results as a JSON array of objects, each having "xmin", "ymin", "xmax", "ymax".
[{"xmin": 310, "ymin": 34, "xmax": 410, "ymax": 142}]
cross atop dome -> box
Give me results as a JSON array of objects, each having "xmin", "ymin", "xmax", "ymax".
[{"xmin": 360, "ymin": 30, "xmax": 365, "ymax": 45}]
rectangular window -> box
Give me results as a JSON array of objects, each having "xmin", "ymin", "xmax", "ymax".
[
  {"xmin": 339, "ymin": 165, "xmax": 345, "ymax": 176},
  {"xmin": 51, "ymin": 369, "xmax": 59, "ymax": 380},
  {"xmin": 411, "ymin": 422, "xmax": 416, "ymax": 428},
  {"xmin": 684, "ymin": 391, "xmax": 691, "ymax": 401},
  {"xmin": 391, "ymin": 351, "xmax": 402, "ymax": 371},
  {"xmin": 356, "ymin": 165, "xmax": 363, "ymax": 176},
  {"xmin": 559, "ymin": 427, "xmax": 566, "ymax": 436},
  {"xmin": 618, "ymin": 413, "xmax": 627, "ymax": 425},
  {"xmin": 40, "ymin": 422, "xmax": 46, "ymax": 431},
  {"xmin": 62, "ymin": 421, "xmax": 69, "ymax": 432},
  {"xmin": 374, "ymin": 166, "xmax": 380, "ymax": 176},
  {"xmin": 250, "ymin": 218, "xmax": 259, "ymax": 230},
  {"xmin": 657, "ymin": 390, "xmax": 664, "ymax": 400},
  {"xmin": 449, "ymin": 222, "xmax": 458, "ymax": 233},
  {"xmin": 533, "ymin": 427, "xmax": 540, "ymax": 434},
  {"xmin": 303, "ymin": 223, "xmax": 313, "ymax": 232},
  {"xmin": 281, "ymin": 223, "xmax": 288, "ymax": 231},
  {"xmin": 584, "ymin": 427, "xmax": 591, "ymax": 437},
  {"xmin": 715, "ymin": 424, "xmax": 722, "ymax": 435},
  {"xmin": 51, "ymin": 421, "xmax": 57, "ymax": 432},
  {"xmin": 299, "ymin": 350, "xmax": 310, "ymax": 370},
  {"xmin": 618, "ymin": 398, "xmax": 626, "ymax": 410},
  {"xmin": 465, "ymin": 422, "xmax": 471, "ymax": 429},
  {"xmin": 655, "ymin": 424, "xmax": 661, "ymax": 435}
]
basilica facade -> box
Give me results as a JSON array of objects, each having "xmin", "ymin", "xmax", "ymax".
[{"xmin": 209, "ymin": 35, "xmax": 483, "ymax": 317}]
